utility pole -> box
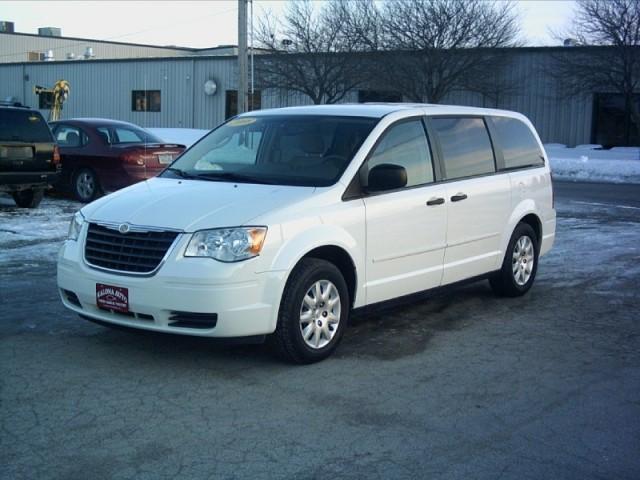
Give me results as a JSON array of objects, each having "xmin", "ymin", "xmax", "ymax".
[{"xmin": 237, "ymin": 0, "xmax": 248, "ymax": 115}]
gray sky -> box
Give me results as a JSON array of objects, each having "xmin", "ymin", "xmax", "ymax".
[{"xmin": 0, "ymin": 1, "xmax": 576, "ymax": 48}]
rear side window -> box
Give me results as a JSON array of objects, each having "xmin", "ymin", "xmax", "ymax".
[
  {"xmin": 0, "ymin": 110, "xmax": 53, "ymax": 143},
  {"xmin": 54, "ymin": 125, "xmax": 88, "ymax": 147},
  {"xmin": 365, "ymin": 119, "xmax": 434, "ymax": 188},
  {"xmin": 431, "ymin": 117, "xmax": 495, "ymax": 180},
  {"xmin": 492, "ymin": 117, "xmax": 544, "ymax": 169}
]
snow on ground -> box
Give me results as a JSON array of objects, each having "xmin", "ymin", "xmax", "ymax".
[
  {"xmin": 0, "ymin": 195, "xmax": 80, "ymax": 273},
  {"xmin": 546, "ymin": 145, "xmax": 640, "ymax": 184},
  {"xmin": 147, "ymin": 128, "xmax": 209, "ymax": 147}
]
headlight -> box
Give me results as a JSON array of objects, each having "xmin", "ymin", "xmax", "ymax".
[
  {"xmin": 185, "ymin": 227, "xmax": 267, "ymax": 262},
  {"xmin": 67, "ymin": 211, "xmax": 85, "ymax": 241}
]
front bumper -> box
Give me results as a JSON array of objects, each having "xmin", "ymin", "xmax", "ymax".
[{"xmin": 56, "ymin": 227, "xmax": 286, "ymax": 338}]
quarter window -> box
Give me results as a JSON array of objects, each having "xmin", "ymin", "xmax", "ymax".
[
  {"xmin": 54, "ymin": 125, "xmax": 87, "ymax": 147},
  {"xmin": 364, "ymin": 119, "xmax": 434, "ymax": 188},
  {"xmin": 492, "ymin": 117, "xmax": 544, "ymax": 169},
  {"xmin": 431, "ymin": 117, "xmax": 495, "ymax": 180}
]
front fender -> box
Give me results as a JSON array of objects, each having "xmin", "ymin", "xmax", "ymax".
[{"xmin": 267, "ymin": 222, "xmax": 363, "ymax": 305}]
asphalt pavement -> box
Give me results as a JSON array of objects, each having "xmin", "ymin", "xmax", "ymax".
[{"xmin": 1, "ymin": 181, "xmax": 639, "ymax": 479}]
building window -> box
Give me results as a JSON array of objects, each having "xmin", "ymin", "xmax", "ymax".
[
  {"xmin": 38, "ymin": 91, "xmax": 54, "ymax": 110},
  {"xmin": 131, "ymin": 90, "xmax": 161, "ymax": 112},
  {"xmin": 225, "ymin": 90, "xmax": 261, "ymax": 119},
  {"xmin": 358, "ymin": 90, "xmax": 402, "ymax": 103},
  {"xmin": 593, "ymin": 93, "xmax": 640, "ymax": 147}
]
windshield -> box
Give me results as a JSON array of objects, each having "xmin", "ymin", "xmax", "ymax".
[
  {"xmin": 0, "ymin": 110, "xmax": 53, "ymax": 143},
  {"xmin": 161, "ymin": 115, "xmax": 378, "ymax": 187}
]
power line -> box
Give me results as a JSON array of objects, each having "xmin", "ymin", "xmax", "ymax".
[{"xmin": 0, "ymin": 5, "xmax": 238, "ymax": 60}]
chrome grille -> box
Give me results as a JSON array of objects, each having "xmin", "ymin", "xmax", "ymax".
[{"xmin": 84, "ymin": 223, "xmax": 179, "ymax": 274}]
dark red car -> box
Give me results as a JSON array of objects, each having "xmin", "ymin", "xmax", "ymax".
[{"xmin": 50, "ymin": 118, "xmax": 185, "ymax": 202}]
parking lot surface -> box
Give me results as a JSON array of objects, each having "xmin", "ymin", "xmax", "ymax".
[{"xmin": 1, "ymin": 182, "xmax": 639, "ymax": 479}]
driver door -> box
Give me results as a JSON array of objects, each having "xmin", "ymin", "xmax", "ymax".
[{"xmin": 363, "ymin": 118, "xmax": 447, "ymax": 304}]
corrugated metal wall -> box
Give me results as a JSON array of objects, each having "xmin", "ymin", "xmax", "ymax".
[{"xmin": 0, "ymin": 49, "xmax": 595, "ymax": 145}]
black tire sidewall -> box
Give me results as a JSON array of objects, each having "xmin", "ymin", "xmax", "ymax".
[
  {"xmin": 12, "ymin": 188, "xmax": 44, "ymax": 208},
  {"xmin": 278, "ymin": 259, "xmax": 350, "ymax": 363}
]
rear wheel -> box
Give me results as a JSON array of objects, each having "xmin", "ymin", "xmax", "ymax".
[
  {"xmin": 11, "ymin": 188, "xmax": 44, "ymax": 208},
  {"xmin": 490, "ymin": 223, "xmax": 539, "ymax": 297},
  {"xmin": 269, "ymin": 258, "xmax": 349, "ymax": 364},
  {"xmin": 73, "ymin": 168, "xmax": 100, "ymax": 203}
]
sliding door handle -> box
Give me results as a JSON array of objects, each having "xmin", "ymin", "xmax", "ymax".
[
  {"xmin": 450, "ymin": 193, "xmax": 468, "ymax": 202},
  {"xmin": 426, "ymin": 197, "xmax": 445, "ymax": 206}
]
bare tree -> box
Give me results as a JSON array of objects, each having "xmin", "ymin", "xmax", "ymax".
[
  {"xmin": 334, "ymin": 0, "xmax": 520, "ymax": 103},
  {"xmin": 551, "ymin": 0, "xmax": 640, "ymax": 145},
  {"xmin": 255, "ymin": 0, "xmax": 366, "ymax": 104}
]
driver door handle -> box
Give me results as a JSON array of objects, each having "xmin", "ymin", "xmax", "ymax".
[
  {"xmin": 451, "ymin": 193, "xmax": 468, "ymax": 202},
  {"xmin": 426, "ymin": 197, "xmax": 445, "ymax": 206}
]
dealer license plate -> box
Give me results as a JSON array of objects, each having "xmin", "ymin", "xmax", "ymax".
[{"xmin": 96, "ymin": 283, "xmax": 129, "ymax": 313}]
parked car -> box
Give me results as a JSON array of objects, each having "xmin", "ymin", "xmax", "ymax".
[
  {"xmin": 57, "ymin": 104, "xmax": 556, "ymax": 363},
  {"xmin": 0, "ymin": 103, "xmax": 60, "ymax": 208},
  {"xmin": 50, "ymin": 118, "xmax": 185, "ymax": 202}
]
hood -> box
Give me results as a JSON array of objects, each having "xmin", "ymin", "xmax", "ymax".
[{"xmin": 81, "ymin": 177, "xmax": 315, "ymax": 231}]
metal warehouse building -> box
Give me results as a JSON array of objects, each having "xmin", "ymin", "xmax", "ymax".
[{"xmin": 0, "ymin": 28, "xmax": 617, "ymax": 146}]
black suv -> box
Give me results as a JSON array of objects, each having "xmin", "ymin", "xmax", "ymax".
[{"xmin": 0, "ymin": 103, "xmax": 60, "ymax": 208}]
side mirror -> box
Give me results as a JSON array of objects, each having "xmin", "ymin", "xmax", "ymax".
[{"xmin": 367, "ymin": 163, "xmax": 407, "ymax": 192}]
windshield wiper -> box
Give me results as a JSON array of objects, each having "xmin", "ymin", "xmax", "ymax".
[
  {"xmin": 165, "ymin": 167, "xmax": 196, "ymax": 179},
  {"xmin": 194, "ymin": 172, "xmax": 276, "ymax": 185}
]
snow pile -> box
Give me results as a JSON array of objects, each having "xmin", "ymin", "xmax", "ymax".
[
  {"xmin": 546, "ymin": 145, "xmax": 640, "ymax": 184},
  {"xmin": 147, "ymin": 128, "xmax": 209, "ymax": 147},
  {"xmin": 0, "ymin": 196, "xmax": 79, "ymax": 272}
]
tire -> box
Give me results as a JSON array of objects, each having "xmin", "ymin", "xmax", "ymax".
[
  {"xmin": 72, "ymin": 168, "xmax": 100, "ymax": 203},
  {"xmin": 269, "ymin": 258, "xmax": 350, "ymax": 364},
  {"xmin": 11, "ymin": 188, "xmax": 44, "ymax": 208},
  {"xmin": 490, "ymin": 223, "xmax": 539, "ymax": 297}
]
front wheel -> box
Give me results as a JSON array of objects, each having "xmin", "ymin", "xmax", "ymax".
[
  {"xmin": 269, "ymin": 258, "xmax": 349, "ymax": 364},
  {"xmin": 12, "ymin": 188, "xmax": 44, "ymax": 208},
  {"xmin": 490, "ymin": 223, "xmax": 539, "ymax": 297}
]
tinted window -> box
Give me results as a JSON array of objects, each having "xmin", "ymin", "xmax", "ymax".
[
  {"xmin": 165, "ymin": 115, "xmax": 377, "ymax": 187},
  {"xmin": 54, "ymin": 125, "xmax": 87, "ymax": 147},
  {"xmin": 115, "ymin": 128, "xmax": 144, "ymax": 143},
  {"xmin": 432, "ymin": 117, "xmax": 495, "ymax": 180},
  {"xmin": 492, "ymin": 117, "xmax": 544, "ymax": 169},
  {"xmin": 0, "ymin": 110, "xmax": 52, "ymax": 143},
  {"xmin": 365, "ymin": 119, "xmax": 433, "ymax": 188}
]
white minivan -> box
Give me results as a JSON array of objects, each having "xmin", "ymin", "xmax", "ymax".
[{"xmin": 57, "ymin": 104, "xmax": 555, "ymax": 363}]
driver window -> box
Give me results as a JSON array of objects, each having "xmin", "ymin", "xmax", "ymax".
[{"xmin": 363, "ymin": 119, "xmax": 434, "ymax": 188}]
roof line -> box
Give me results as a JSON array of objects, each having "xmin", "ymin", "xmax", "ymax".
[{"xmin": 0, "ymin": 30, "xmax": 210, "ymax": 51}]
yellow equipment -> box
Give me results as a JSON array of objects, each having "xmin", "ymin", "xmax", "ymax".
[{"xmin": 34, "ymin": 79, "xmax": 70, "ymax": 121}]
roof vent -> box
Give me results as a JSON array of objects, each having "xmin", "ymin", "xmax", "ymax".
[
  {"xmin": 83, "ymin": 46, "xmax": 95, "ymax": 59},
  {"xmin": 44, "ymin": 50, "xmax": 54, "ymax": 61},
  {"xmin": 0, "ymin": 21, "xmax": 15, "ymax": 33},
  {"xmin": 38, "ymin": 27, "xmax": 62, "ymax": 37},
  {"xmin": 66, "ymin": 52, "xmax": 76, "ymax": 60}
]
